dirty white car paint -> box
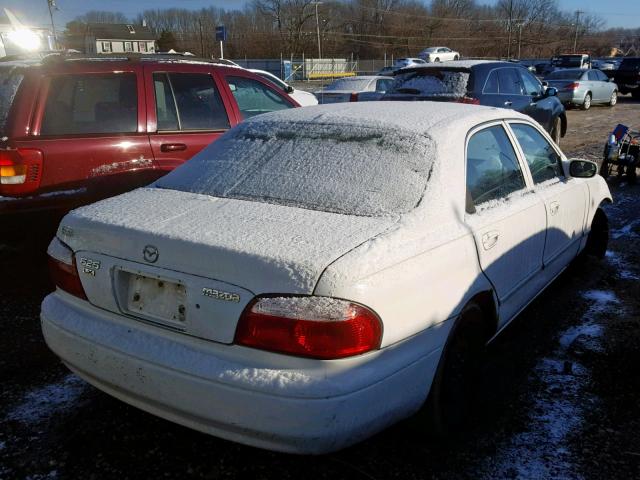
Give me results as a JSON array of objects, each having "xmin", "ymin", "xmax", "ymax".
[{"xmin": 41, "ymin": 102, "xmax": 612, "ymax": 454}]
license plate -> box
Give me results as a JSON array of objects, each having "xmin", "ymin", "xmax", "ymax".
[{"xmin": 126, "ymin": 274, "xmax": 187, "ymax": 324}]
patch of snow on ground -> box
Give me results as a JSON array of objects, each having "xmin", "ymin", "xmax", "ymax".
[
  {"xmin": 606, "ymin": 251, "xmax": 640, "ymax": 280},
  {"xmin": 481, "ymin": 289, "xmax": 619, "ymax": 479},
  {"xmin": 5, "ymin": 374, "xmax": 88, "ymax": 425}
]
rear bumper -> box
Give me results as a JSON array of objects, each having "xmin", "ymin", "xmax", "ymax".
[
  {"xmin": 41, "ymin": 292, "xmax": 444, "ymax": 454},
  {"xmin": 557, "ymin": 91, "xmax": 583, "ymax": 104}
]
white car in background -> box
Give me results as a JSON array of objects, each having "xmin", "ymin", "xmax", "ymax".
[
  {"xmin": 248, "ymin": 69, "xmax": 318, "ymax": 106},
  {"xmin": 42, "ymin": 102, "xmax": 611, "ymax": 454},
  {"xmin": 419, "ymin": 46, "xmax": 460, "ymax": 62},
  {"xmin": 314, "ymin": 75, "xmax": 394, "ymax": 103}
]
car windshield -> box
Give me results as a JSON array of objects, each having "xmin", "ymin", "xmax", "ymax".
[
  {"xmin": 0, "ymin": 66, "xmax": 24, "ymax": 136},
  {"xmin": 546, "ymin": 70, "xmax": 583, "ymax": 80},
  {"xmin": 258, "ymin": 72, "xmax": 287, "ymax": 90},
  {"xmin": 155, "ymin": 120, "xmax": 435, "ymax": 217},
  {"xmin": 324, "ymin": 78, "xmax": 371, "ymax": 91},
  {"xmin": 390, "ymin": 69, "xmax": 470, "ymax": 98}
]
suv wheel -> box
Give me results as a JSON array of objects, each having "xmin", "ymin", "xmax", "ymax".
[
  {"xmin": 425, "ymin": 302, "xmax": 487, "ymax": 435},
  {"xmin": 551, "ymin": 117, "xmax": 561, "ymax": 145},
  {"xmin": 608, "ymin": 91, "xmax": 617, "ymax": 107},
  {"xmin": 582, "ymin": 93, "xmax": 592, "ymax": 110}
]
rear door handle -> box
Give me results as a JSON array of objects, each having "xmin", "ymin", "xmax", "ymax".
[
  {"xmin": 160, "ymin": 143, "xmax": 187, "ymax": 152},
  {"xmin": 504, "ymin": 101, "xmax": 513, "ymax": 106},
  {"xmin": 482, "ymin": 230, "xmax": 500, "ymax": 250}
]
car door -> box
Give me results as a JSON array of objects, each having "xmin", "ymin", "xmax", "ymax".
[
  {"xmin": 31, "ymin": 67, "xmax": 156, "ymax": 200},
  {"xmin": 144, "ymin": 64, "xmax": 237, "ymax": 173},
  {"xmin": 518, "ymin": 69, "xmax": 554, "ymax": 131},
  {"xmin": 596, "ymin": 69, "xmax": 615, "ymax": 100},
  {"xmin": 508, "ymin": 122, "xmax": 588, "ymax": 273},
  {"xmin": 465, "ymin": 122, "xmax": 547, "ymax": 325}
]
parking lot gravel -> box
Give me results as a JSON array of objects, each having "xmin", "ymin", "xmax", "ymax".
[{"xmin": 1, "ymin": 95, "xmax": 640, "ymax": 480}]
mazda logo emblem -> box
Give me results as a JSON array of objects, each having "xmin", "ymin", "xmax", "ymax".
[{"xmin": 143, "ymin": 245, "xmax": 159, "ymax": 263}]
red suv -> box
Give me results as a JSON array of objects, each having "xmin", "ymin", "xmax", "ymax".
[{"xmin": 0, "ymin": 54, "xmax": 299, "ymax": 223}]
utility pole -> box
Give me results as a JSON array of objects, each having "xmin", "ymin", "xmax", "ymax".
[
  {"xmin": 573, "ymin": 10, "xmax": 583, "ymax": 53},
  {"xmin": 517, "ymin": 22, "xmax": 523, "ymax": 59},
  {"xmin": 311, "ymin": 1, "xmax": 323, "ymax": 59},
  {"xmin": 506, "ymin": 0, "xmax": 513, "ymax": 59},
  {"xmin": 198, "ymin": 18, "xmax": 204, "ymax": 57},
  {"xmin": 47, "ymin": 0, "xmax": 57, "ymax": 49}
]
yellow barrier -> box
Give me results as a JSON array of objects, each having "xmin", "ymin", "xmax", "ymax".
[{"xmin": 308, "ymin": 72, "xmax": 357, "ymax": 79}]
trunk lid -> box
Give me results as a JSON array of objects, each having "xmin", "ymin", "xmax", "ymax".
[{"xmin": 59, "ymin": 188, "xmax": 396, "ymax": 343}]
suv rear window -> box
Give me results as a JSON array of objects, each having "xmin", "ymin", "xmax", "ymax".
[
  {"xmin": 390, "ymin": 69, "xmax": 470, "ymax": 98},
  {"xmin": 0, "ymin": 66, "xmax": 24, "ymax": 136},
  {"xmin": 619, "ymin": 58, "xmax": 640, "ymax": 71},
  {"xmin": 155, "ymin": 120, "xmax": 435, "ymax": 217},
  {"xmin": 41, "ymin": 73, "xmax": 137, "ymax": 135}
]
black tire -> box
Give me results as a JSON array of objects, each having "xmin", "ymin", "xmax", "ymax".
[
  {"xmin": 426, "ymin": 302, "xmax": 488, "ymax": 436},
  {"xmin": 550, "ymin": 116, "xmax": 561, "ymax": 145},
  {"xmin": 584, "ymin": 209, "xmax": 609, "ymax": 259},
  {"xmin": 453, "ymin": 55, "xmax": 459, "ymax": 61},
  {"xmin": 581, "ymin": 92, "xmax": 592, "ymax": 110},
  {"xmin": 633, "ymin": 89, "xmax": 640, "ymax": 100},
  {"xmin": 434, "ymin": 57, "xmax": 440, "ymax": 63},
  {"xmin": 608, "ymin": 90, "xmax": 617, "ymax": 107}
]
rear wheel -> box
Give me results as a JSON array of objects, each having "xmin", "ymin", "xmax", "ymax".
[
  {"xmin": 434, "ymin": 57, "xmax": 440, "ymax": 63},
  {"xmin": 582, "ymin": 93, "xmax": 592, "ymax": 110},
  {"xmin": 453, "ymin": 55, "xmax": 459, "ymax": 61},
  {"xmin": 633, "ymin": 89, "xmax": 640, "ymax": 99},
  {"xmin": 584, "ymin": 209, "xmax": 609, "ymax": 259},
  {"xmin": 550, "ymin": 117, "xmax": 561, "ymax": 145},
  {"xmin": 608, "ymin": 90, "xmax": 617, "ymax": 106},
  {"xmin": 426, "ymin": 302, "xmax": 487, "ymax": 435}
]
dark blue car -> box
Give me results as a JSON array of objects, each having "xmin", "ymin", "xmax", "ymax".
[{"xmin": 383, "ymin": 60, "xmax": 567, "ymax": 144}]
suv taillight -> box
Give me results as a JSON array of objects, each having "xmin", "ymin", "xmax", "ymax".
[
  {"xmin": 0, "ymin": 148, "xmax": 43, "ymax": 196},
  {"xmin": 47, "ymin": 238, "xmax": 87, "ymax": 300},
  {"xmin": 235, "ymin": 296, "xmax": 382, "ymax": 359}
]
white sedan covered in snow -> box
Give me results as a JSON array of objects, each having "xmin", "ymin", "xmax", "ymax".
[{"xmin": 41, "ymin": 102, "xmax": 611, "ymax": 454}]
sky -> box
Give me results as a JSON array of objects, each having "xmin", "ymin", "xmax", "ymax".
[{"xmin": 2, "ymin": 0, "xmax": 639, "ymax": 30}]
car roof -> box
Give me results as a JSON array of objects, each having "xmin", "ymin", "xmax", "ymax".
[
  {"xmin": 399, "ymin": 59, "xmax": 506, "ymax": 71},
  {"xmin": 241, "ymin": 101, "xmax": 529, "ymax": 139}
]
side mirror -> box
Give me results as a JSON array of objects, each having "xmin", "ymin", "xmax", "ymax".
[
  {"xmin": 569, "ymin": 159, "xmax": 597, "ymax": 178},
  {"xmin": 285, "ymin": 85, "xmax": 294, "ymax": 93},
  {"xmin": 546, "ymin": 87, "xmax": 558, "ymax": 97},
  {"xmin": 542, "ymin": 81, "xmax": 549, "ymax": 87}
]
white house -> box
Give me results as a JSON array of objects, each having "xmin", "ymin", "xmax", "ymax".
[{"xmin": 84, "ymin": 23, "xmax": 156, "ymax": 54}]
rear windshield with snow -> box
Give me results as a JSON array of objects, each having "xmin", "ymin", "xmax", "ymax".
[
  {"xmin": 389, "ymin": 69, "xmax": 470, "ymax": 98},
  {"xmin": 155, "ymin": 120, "xmax": 435, "ymax": 217},
  {"xmin": 324, "ymin": 78, "xmax": 372, "ymax": 91},
  {"xmin": 0, "ymin": 66, "xmax": 24, "ymax": 136}
]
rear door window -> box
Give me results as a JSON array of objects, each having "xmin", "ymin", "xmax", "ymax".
[
  {"xmin": 497, "ymin": 68, "xmax": 524, "ymax": 95},
  {"xmin": 226, "ymin": 76, "xmax": 294, "ymax": 119},
  {"xmin": 587, "ymin": 71, "xmax": 599, "ymax": 81},
  {"xmin": 466, "ymin": 125, "xmax": 526, "ymax": 209},
  {"xmin": 510, "ymin": 123, "xmax": 563, "ymax": 183},
  {"xmin": 41, "ymin": 73, "xmax": 137, "ymax": 135},
  {"xmin": 375, "ymin": 79, "xmax": 393, "ymax": 92},
  {"xmin": 153, "ymin": 73, "xmax": 230, "ymax": 131},
  {"xmin": 0, "ymin": 66, "xmax": 24, "ymax": 136},
  {"xmin": 483, "ymin": 70, "xmax": 499, "ymax": 94}
]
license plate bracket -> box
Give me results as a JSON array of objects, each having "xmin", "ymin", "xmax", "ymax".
[{"xmin": 125, "ymin": 273, "xmax": 187, "ymax": 325}]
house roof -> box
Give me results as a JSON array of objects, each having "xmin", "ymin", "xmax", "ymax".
[{"xmin": 86, "ymin": 23, "xmax": 156, "ymax": 41}]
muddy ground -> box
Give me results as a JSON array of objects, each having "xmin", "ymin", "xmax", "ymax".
[{"xmin": 1, "ymin": 96, "xmax": 639, "ymax": 480}]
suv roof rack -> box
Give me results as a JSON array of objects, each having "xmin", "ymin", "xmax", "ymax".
[{"xmin": 39, "ymin": 52, "xmax": 239, "ymax": 66}]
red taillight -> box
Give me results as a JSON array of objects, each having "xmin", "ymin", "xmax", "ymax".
[
  {"xmin": 0, "ymin": 148, "xmax": 43, "ymax": 196},
  {"xmin": 456, "ymin": 97, "xmax": 480, "ymax": 105},
  {"xmin": 235, "ymin": 296, "xmax": 382, "ymax": 359},
  {"xmin": 47, "ymin": 238, "xmax": 87, "ymax": 300},
  {"xmin": 349, "ymin": 92, "xmax": 358, "ymax": 102},
  {"xmin": 562, "ymin": 82, "xmax": 580, "ymax": 91}
]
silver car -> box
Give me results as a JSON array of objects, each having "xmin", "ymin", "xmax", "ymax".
[
  {"xmin": 544, "ymin": 68, "xmax": 618, "ymax": 110},
  {"xmin": 314, "ymin": 76, "xmax": 394, "ymax": 104}
]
